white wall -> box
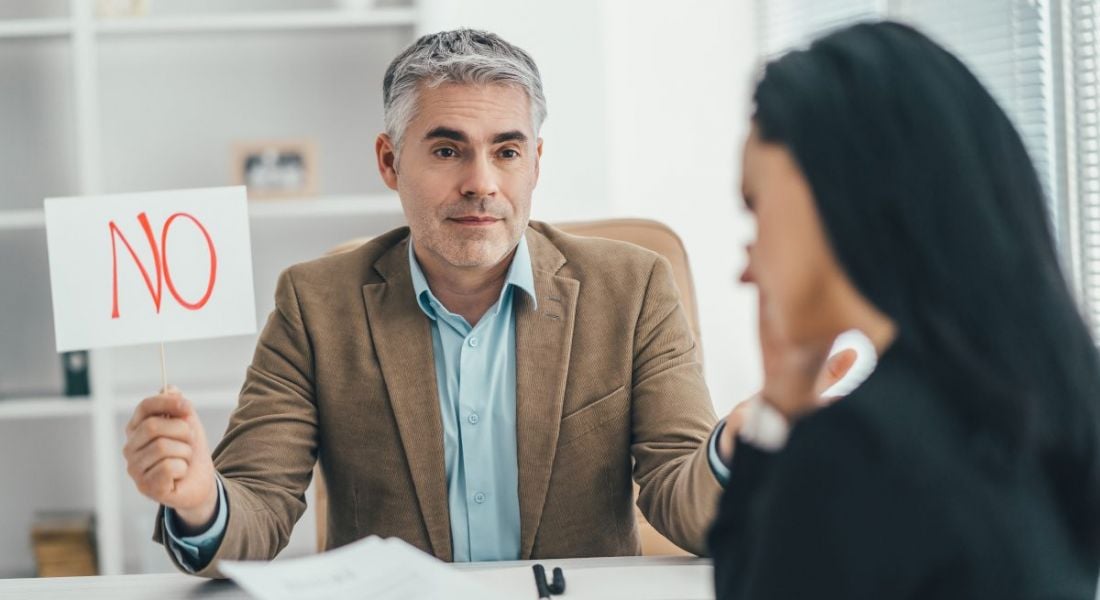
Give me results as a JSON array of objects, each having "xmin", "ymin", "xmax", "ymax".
[
  {"xmin": 418, "ymin": 0, "xmax": 611, "ymax": 222},
  {"xmin": 601, "ymin": 0, "xmax": 761, "ymax": 414},
  {"xmin": 418, "ymin": 0, "xmax": 763, "ymax": 412}
]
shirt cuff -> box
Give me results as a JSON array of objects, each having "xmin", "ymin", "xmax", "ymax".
[
  {"xmin": 707, "ymin": 421, "xmax": 731, "ymax": 486},
  {"xmin": 163, "ymin": 476, "xmax": 227, "ymax": 572}
]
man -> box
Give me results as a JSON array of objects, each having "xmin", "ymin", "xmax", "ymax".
[{"xmin": 122, "ymin": 29, "xmax": 745, "ymax": 577}]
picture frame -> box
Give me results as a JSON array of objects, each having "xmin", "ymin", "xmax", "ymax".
[
  {"xmin": 232, "ymin": 140, "xmax": 318, "ymax": 200},
  {"xmin": 96, "ymin": 0, "xmax": 148, "ymax": 18}
]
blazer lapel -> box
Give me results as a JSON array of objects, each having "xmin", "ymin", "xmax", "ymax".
[
  {"xmin": 515, "ymin": 229, "xmax": 578, "ymax": 559},
  {"xmin": 361, "ymin": 238, "xmax": 453, "ymax": 561}
]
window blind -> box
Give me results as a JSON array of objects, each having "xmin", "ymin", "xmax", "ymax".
[{"xmin": 1064, "ymin": 0, "xmax": 1100, "ymax": 337}]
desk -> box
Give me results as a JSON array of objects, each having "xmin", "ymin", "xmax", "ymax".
[{"xmin": 0, "ymin": 555, "xmax": 714, "ymax": 600}]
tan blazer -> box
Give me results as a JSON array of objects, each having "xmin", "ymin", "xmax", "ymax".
[{"xmin": 154, "ymin": 221, "xmax": 723, "ymax": 577}]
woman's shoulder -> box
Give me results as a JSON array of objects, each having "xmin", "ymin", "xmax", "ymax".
[{"xmin": 788, "ymin": 366, "xmax": 966, "ymax": 477}]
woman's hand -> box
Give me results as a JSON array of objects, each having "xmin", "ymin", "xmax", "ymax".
[{"xmin": 716, "ymin": 259, "xmax": 861, "ymax": 462}]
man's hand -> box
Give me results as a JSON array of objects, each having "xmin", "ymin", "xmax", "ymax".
[
  {"xmin": 717, "ymin": 400, "xmax": 751, "ymax": 464},
  {"xmin": 123, "ymin": 387, "xmax": 219, "ymax": 535}
]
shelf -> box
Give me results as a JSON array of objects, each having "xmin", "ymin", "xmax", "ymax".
[
  {"xmin": 0, "ymin": 195, "xmax": 402, "ymax": 231},
  {"xmin": 0, "ymin": 396, "xmax": 91, "ymax": 420},
  {"xmin": 0, "ymin": 19, "xmax": 71, "ymax": 39},
  {"xmin": 247, "ymin": 194, "xmax": 401, "ymax": 219},
  {"xmin": 95, "ymin": 8, "xmax": 417, "ymax": 36},
  {"xmin": 0, "ymin": 209, "xmax": 45, "ymax": 230}
]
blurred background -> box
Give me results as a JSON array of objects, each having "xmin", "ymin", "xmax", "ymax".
[{"xmin": 0, "ymin": 0, "xmax": 1095, "ymax": 578}]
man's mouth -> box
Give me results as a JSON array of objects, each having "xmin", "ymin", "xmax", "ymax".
[{"xmin": 448, "ymin": 216, "xmax": 501, "ymax": 226}]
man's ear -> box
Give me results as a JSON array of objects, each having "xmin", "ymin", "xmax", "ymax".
[
  {"xmin": 376, "ymin": 133, "xmax": 399, "ymax": 191},
  {"xmin": 534, "ymin": 137, "xmax": 544, "ymax": 183}
]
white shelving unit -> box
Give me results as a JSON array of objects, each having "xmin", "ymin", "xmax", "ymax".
[
  {"xmin": 0, "ymin": 397, "xmax": 92, "ymax": 420},
  {"xmin": 0, "ymin": 211, "xmax": 48, "ymax": 230},
  {"xmin": 0, "ymin": 0, "xmax": 419, "ymax": 577},
  {"xmin": 95, "ymin": 8, "xmax": 417, "ymax": 34},
  {"xmin": 0, "ymin": 19, "xmax": 72, "ymax": 38}
]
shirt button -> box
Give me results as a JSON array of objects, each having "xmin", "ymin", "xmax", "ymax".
[
  {"xmin": 468, "ymin": 337, "xmax": 480, "ymax": 348},
  {"xmin": 473, "ymin": 492, "xmax": 487, "ymax": 504},
  {"xmin": 467, "ymin": 413, "xmax": 480, "ymax": 425}
]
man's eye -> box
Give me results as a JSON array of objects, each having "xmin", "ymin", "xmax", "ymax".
[
  {"xmin": 499, "ymin": 148, "xmax": 520, "ymax": 159},
  {"xmin": 434, "ymin": 148, "xmax": 457, "ymax": 158}
]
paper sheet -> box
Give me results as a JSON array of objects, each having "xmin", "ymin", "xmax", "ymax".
[{"xmin": 219, "ymin": 536, "xmax": 510, "ymax": 600}]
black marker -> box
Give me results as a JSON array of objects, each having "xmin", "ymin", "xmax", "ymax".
[{"xmin": 532, "ymin": 563, "xmax": 566, "ymax": 598}]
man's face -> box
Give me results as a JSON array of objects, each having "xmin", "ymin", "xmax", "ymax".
[{"xmin": 376, "ymin": 82, "xmax": 543, "ymax": 271}]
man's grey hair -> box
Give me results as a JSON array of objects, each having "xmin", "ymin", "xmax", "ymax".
[{"xmin": 382, "ymin": 29, "xmax": 547, "ymax": 152}]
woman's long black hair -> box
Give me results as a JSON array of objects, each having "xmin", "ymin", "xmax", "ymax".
[{"xmin": 753, "ymin": 21, "xmax": 1100, "ymax": 548}]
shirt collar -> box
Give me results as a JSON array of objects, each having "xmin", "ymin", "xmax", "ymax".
[{"xmin": 408, "ymin": 234, "xmax": 537, "ymax": 321}]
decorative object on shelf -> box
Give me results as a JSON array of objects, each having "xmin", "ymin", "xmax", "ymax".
[
  {"xmin": 61, "ymin": 351, "xmax": 90, "ymax": 397},
  {"xmin": 96, "ymin": 0, "xmax": 148, "ymax": 18},
  {"xmin": 30, "ymin": 511, "xmax": 98, "ymax": 577},
  {"xmin": 232, "ymin": 140, "xmax": 318, "ymax": 200}
]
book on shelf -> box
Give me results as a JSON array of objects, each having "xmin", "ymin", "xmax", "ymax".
[{"xmin": 30, "ymin": 510, "xmax": 98, "ymax": 577}]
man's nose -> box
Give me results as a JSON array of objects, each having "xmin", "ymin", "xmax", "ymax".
[{"xmin": 459, "ymin": 154, "xmax": 500, "ymax": 199}]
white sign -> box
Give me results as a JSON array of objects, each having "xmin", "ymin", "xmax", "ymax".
[{"xmin": 44, "ymin": 186, "xmax": 256, "ymax": 352}]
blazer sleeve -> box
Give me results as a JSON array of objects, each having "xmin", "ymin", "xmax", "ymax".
[
  {"xmin": 152, "ymin": 266, "xmax": 319, "ymax": 578},
  {"xmin": 708, "ymin": 405, "xmax": 921, "ymax": 600},
  {"xmin": 630, "ymin": 255, "xmax": 724, "ymax": 556}
]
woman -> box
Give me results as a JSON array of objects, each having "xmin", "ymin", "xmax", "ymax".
[{"xmin": 710, "ymin": 21, "xmax": 1100, "ymax": 599}]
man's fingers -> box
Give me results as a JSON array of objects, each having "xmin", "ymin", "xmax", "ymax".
[
  {"xmin": 126, "ymin": 393, "xmax": 191, "ymax": 433},
  {"xmin": 132, "ymin": 438, "xmax": 193, "ymax": 476},
  {"xmin": 124, "ymin": 417, "xmax": 192, "ymax": 456},
  {"xmin": 726, "ymin": 400, "xmax": 752, "ymax": 431},
  {"xmin": 143, "ymin": 458, "xmax": 189, "ymax": 497},
  {"xmin": 718, "ymin": 399, "xmax": 756, "ymax": 464}
]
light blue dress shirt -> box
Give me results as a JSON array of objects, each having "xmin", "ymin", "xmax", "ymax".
[
  {"xmin": 165, "ymin": 235, "xmax": 728, "ymax": 570},
  {"xmin": 408, "ymin": 237, "xmax": 532, "ymax": 562},
  {"xmin": 162, "ymin": 475, "xmax": 227, "ymax": 570}
]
